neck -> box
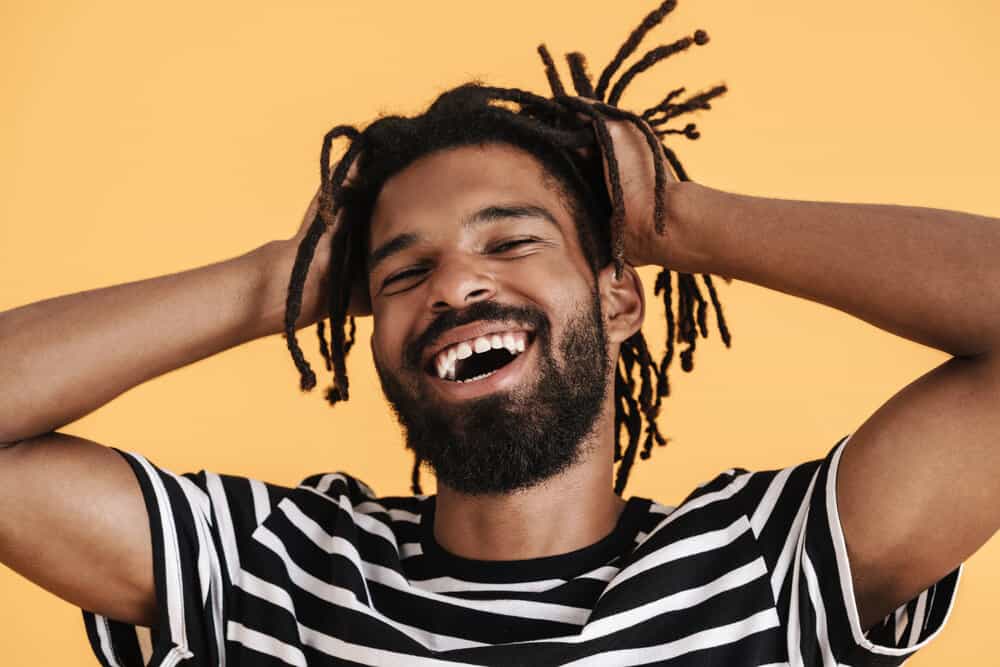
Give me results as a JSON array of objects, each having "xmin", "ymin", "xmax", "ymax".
[{"xmin": 431, "ymin": 417, "xmax": 626, "ymax": 561}]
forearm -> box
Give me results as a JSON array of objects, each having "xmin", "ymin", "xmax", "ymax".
[
  {"xmin": 0, "ymin": 239, "xmax": 307, "ymax": 443},
  {"xmin": 670, "ymin": 182, "xmax": 1000, "ymax": 359}
]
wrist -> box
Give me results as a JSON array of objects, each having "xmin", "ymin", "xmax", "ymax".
[
  {"xmin": 241, "ymin": 240, "xmax": 284, "ymax": 339},
  {"xmin": 664, "ymin": 180, "xmax": 731, "ymax": 277},
  {"xmin": 249, "ymin": 239, "xmax": 312, "ymax": 338}
]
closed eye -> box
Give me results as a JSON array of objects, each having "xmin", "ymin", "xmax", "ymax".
[
  {"xmin": 489, "ymin": 237, "xmax": 541, "ymax": 254},
  {"xmin": 379, "ymin": 237, "xmax": 546, "ymax": 295},
  {"xmin": 383, "ymin": 267, "xmax": 428, "ymax": 289}
]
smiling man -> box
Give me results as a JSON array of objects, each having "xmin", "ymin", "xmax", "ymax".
[
  {"xmin": 2, "ymin": 1, "xmax": 1000, "ymax": 666},
  {"xmin": 369, "ymin": 144, "xmax": 616, "ymax": 500}
]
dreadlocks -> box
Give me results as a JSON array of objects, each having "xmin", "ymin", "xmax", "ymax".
[{"xmin": 284, "ymin": 0, "xmax": 732, "ymax": 496}]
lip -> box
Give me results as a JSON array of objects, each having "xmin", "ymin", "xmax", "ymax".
[
  {"xmin": 420, "ymin": 321, "xmax": 535, "ymax": 370},
  {"xmin": 425, "ymin": 334, "xmax": 537, "ymax": 401}
]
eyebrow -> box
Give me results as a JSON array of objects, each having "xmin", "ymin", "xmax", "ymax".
[{"xmin": 366, "ymin": 203, "xmax": 561, "ymax": 274}]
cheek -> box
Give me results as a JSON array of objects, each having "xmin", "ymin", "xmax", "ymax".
[
  {"xmin": 500, "ymin": 255, "xmax": 588, "ymax": 301},
  {"xmin": 371, "ymin": 303, "xmax": 414, "ymax": 368},
  {"xmin": 370, "ymin": 321, "xmax": 393, "ymax": 369},
  {"xmin": 521, "ymin": 268, "xmax": 592, "ymax": 314}
]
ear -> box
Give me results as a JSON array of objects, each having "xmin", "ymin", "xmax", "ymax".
[{"xmin": 596, "ymin": 262, "xmax": 645, "ymax": 344}]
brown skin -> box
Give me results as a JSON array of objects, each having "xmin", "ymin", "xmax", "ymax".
[
  {"xmin": 365, "ymin": 143, "xmax": 644, "ymax": 559},
  {"xmin": 0, "ymin": 112, "xmax": 997, "ymax": 636},
  {"xmin": 0, "ymin": 193, "xmax": 335, "ymax": 627},
  {"xmin": 604, "ymin": 117, "xmax": 1000, "ymax": 630}
]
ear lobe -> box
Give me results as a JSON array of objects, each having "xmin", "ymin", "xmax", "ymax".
[{"xmin": 597, "ymin": 262, "xmax": 645, "ymax": 344}]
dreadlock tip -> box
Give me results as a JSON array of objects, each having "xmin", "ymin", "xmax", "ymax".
[
  {"xmin": 324, "ymin": 385, "xmax": 347, "ymax": 404},
  {"xmin": 682, "ymin": 123, "xmax": 701, "ymax": 140},
  {"xmin": 680, "ymin": 351, "xmax": 693, "ymax": 372},
  {"xmin": 694, "ymin": 30, "xmax": 709, "ymax": 45}
]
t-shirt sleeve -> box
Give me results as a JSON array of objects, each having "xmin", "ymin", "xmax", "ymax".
[
  {"xmin": 81, "ymin": 449, "xmax": 266, "ymax": 666},
  {"xmin": 739, "ymin": 433, "xmax": 963, "ymax": 666}
]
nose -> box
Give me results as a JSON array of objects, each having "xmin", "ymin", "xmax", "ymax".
[{"xmin": 425, "ymin": 254, "xmax": 497, "ymax": 313}]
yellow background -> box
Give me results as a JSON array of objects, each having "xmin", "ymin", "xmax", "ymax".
[{"xmin": 2, "ymin": 0, "xmax": 998, "ymax": 664}]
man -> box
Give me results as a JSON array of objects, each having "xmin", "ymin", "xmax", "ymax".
[{"xmin": 1, "ymin": 2, "xmax": 998, "ymax": 665}]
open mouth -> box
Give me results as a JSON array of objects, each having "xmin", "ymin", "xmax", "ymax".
[{"xmin": 426, "ymin": 331, "xmax": 534, "ymax": 383}]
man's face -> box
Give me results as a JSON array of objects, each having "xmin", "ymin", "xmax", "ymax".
[{"xmin": 366, "ymin": 143, "xmax": 612, "ymax": 494}]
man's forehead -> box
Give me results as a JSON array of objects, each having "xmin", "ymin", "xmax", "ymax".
[{"xmin": 368, "ymin": 143, "xmax": 570, "ymax": 242}]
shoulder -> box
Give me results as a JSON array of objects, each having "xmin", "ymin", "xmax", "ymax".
[
  {"xmin": 298, "ymin": 470, "xmax": 379, "ymax": 503},
  {"xmin": 681, "ymin": 435, "xmax": 854, "ymax": 522},
  {"xmin": 639, "ymin": 436, "xmax": 850, "ymax": 546},
  {"xmin": 288, "ymin": 470, "xmax": 428, "ymax": 534}
]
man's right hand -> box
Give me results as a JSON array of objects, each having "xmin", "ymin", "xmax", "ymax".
[{"xmin": 281, "ymin": 184, "xmax": 372, "ymax": 327}]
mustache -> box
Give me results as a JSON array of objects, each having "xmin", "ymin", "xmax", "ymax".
[{"xmin": 404, "ymin": 300, "xmax": 549, "ymax": 370}]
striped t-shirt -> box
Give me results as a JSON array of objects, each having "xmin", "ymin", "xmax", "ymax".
[{"xmin": 82, "ymin": 433, "xmax": 962, "ymax": 666}]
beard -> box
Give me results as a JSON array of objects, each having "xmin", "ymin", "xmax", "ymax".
[{"xmin": 374, "ymin": 291, "xmax": 610, "ymax": 495}]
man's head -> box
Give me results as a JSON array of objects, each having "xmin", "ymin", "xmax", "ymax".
[
  {"xmin": 283, "ymin": 0, "xmax": 733, "ymax": 496},
  {"xmin": 361, "ymin": 140, "xmax": 645, "ymax": 495}
]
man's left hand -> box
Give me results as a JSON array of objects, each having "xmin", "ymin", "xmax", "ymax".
[{"xmin": 600, "ymin": 116, "xmax": 679, "ymax": 269}]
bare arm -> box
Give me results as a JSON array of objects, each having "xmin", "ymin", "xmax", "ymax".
[
  {"xmin": 666, "ymin": 181, "xmax": 1000, "ymax": 630},
  {"xmin": 600, "ymin": 116, "xmax": 1000, "ymax": 629},
  {"xmin": 667, "ymin": 184, "xmax": 1000, "ymax": 359},
  {"xmin": 0, "ymin": 191, "xmax": 333, "ymax": 626},
  {"xmin": 0, "ymin": 193, "xmax": 331, "ymax": 444}
]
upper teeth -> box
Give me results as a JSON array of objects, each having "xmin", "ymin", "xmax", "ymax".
[{"xmin": 434, "ymin": 331, "xmax": 528, "ymax": 380}]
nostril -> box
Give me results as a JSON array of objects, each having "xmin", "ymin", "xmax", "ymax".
[{"xmin": 465, "ymin": 288, "xmax": 490, "ymax": 302}]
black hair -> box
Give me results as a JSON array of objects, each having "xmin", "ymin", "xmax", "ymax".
[{"xmin": 284, "ymin": 0, "xmax": 732, "ymax": 496}]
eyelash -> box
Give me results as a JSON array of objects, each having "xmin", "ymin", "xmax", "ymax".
[
  {"xmin": 381, "ymin": 238, "xmax": 540, "ymax": 289},
  {"xmin": 384, "ymin": 267, "xmax": 427, "ymax": 286},
  {"xmin": 488, "ymin": 237, "xmax": 537, "ymax": 253}
]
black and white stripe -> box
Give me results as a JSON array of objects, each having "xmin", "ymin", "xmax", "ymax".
[{"xmin": 82, "ymin": 434, "xmax": 962, "ymax": 665}]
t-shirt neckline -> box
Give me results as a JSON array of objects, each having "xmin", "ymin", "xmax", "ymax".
[{"xmin": 418, "ymin": 494, "xmax": 651, "ymax": 582}]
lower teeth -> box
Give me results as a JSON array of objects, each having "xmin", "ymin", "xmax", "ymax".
[{"xmin": 457, "ymin": 369, "xmax": 497, "ymax": 383}]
